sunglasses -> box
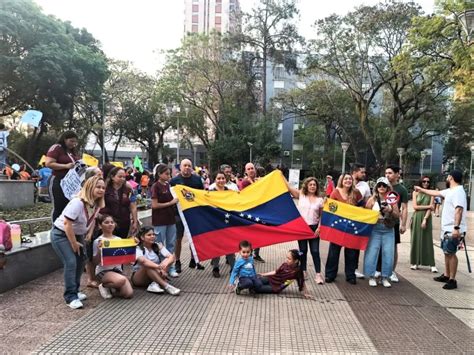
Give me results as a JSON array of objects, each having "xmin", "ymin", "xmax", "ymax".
[
  {"xmin": 377, "ymin": 184, "xmax": 388, "ymax": 188},
  {"xmin": 422, "ymin": 180, "xmax": 430, "ymax": 183}
]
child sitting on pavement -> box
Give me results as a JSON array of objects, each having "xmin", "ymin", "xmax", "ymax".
[
  {"xmin": 229, "ymin": 240, "xmax": 261, "ymax": 294},
  {"xmin": 257, "ymin": 249, "xmax": 312, "ymax": 299},
  {"xmin": 92, "ymin": 214, "xmax": 133, "ymax": 300},
  {"xmin": 131, "ymin": 226, "xmax": 180, "ymax": 296}
]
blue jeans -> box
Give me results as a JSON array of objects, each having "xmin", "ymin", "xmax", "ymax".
[
  {"xmin": 238, "ymin": 275, "xmax": 262, "ymax": 291},
  {"xmin": 51, "ymin": 227, "xmax": 86, "ymax": 303},
  {"xmin": 154, "ymin": 224, "xmax": 177, "ymax": 272},
  {"xmin": 364, "ymin": 223, "xmax": 394, "ymax": 278}
]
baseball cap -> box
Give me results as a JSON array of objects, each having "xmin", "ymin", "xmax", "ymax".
[{"xmin": 376, "ymin": 177, "xmax": 391, "ymax": 187}]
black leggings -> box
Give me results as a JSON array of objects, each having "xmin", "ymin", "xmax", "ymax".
[{"xmin": 50, "ymin": 176, "xmax": 70, "ymax": 222}]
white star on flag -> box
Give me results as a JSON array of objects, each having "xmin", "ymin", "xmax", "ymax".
[
  {"xmin": 255, "ymin": 217, "xmax": 260, "ymax": 222},
  {"xmin": 225, "ymin": 213, "xmax": 230, "ymax": 219},
  {"xmin": 247, "ymin": 214, "xmax": 252, "ymax": 219}
]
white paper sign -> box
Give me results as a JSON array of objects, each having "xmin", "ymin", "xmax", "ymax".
[
  {"xmin": 288, "ymin": 169, "xmax": 300, "ymax": 190},
  {"xmin": 60, "ymin": 161, "xmax": 87, "ymax": 200}
]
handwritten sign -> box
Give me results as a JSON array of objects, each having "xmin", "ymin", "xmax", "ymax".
[{"xmin": 60, "ymin": 161, "xmax": 87, "ymax": 200}]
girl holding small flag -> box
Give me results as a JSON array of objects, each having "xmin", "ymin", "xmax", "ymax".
[
  {"xmin": 92, "ymin": 214, "xmax": 133, "ymax": 300},
  {"xmin": 131, "ymin": 227, "xmax": 181, "ymax": 296},
  {"xmin": 51, "ymin": 175, "xmax": 105, "ymax": 309}
]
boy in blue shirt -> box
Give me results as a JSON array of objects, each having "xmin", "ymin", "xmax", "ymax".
[{"xmin": 229, "ymin": 240, "xmax": 262, "ymax": 294}]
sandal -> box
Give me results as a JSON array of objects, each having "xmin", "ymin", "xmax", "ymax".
[
  {"xmin": 21, "ymin": 236, "xmax": 32, "ymax": 243},
  {"xmin": 86, "ymin": 280, "xmax": 99, "ymax": 288}
]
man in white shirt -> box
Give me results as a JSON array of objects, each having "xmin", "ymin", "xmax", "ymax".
[
  {"xmin": 415, "ymin": 170, "xmax": 467, "ymax": 290},
  {"xmin": 208, "ymin": 164, "xmax": 239, "ymax": 191},
  {"xmin": 351, "ymin": 163, "xmax": 371, "ymax": 279}
]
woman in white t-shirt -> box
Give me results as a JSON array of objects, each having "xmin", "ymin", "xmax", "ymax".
[
  {"xmin": 92, "ymin": 214, "xmax": 133, "ymax": 300},
  {"xmin": 131, "ymin": 227, "xmax": 181, "ymax": 296},
  {"xmin": 51, "ymin": 175, "xmax": 105, "ymax": 309},
  {"xmin": 287, "ymin": 177, "xmax": 325, "ymax": 284}
]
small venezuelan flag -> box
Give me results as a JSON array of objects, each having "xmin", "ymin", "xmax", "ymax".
[
  {"xmin": 172, "ymin": 170, "xmax": 314, "ymax": 262},
  {"xmin": 100, "ymin": 239, "xmax": 137, "ymax": 266},
  {"xmin": 319, "ymin": 199, "xmax": 379, "ymax": 250}
]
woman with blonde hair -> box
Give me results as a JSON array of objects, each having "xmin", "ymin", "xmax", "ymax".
[
  {"xmin": 324, "ymin": 173, "xmax": 363, "ymax": 284},
  {"xmin": 51, "ymin": 175, "xmax": 105, "ymax": 309},
  {"xmin": 287, "ymin": 177, "xmax": 325, "ymax": 284}
]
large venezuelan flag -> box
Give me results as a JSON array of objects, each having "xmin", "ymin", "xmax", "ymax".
[
  {"xmin": 100, "ymin": 239, "xmax": 137, "ymax": 266},
  {"xmin": 319, "ymin": 199, "xmax": 379, "ymax": 250},
  {"xmin": 172, "ymin": 170, "xmax": 314, "ymax": 262}
]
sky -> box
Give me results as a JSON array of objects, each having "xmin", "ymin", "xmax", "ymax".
[{"xmin": 34, "ymin": 0, "xmax": 435, "ymax": 74}]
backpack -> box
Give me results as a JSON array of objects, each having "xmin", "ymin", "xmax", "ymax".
[{"xmin": 0, "ymin": 220, "xmax": 12, "ymax": 251}]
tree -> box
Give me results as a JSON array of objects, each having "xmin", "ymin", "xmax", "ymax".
[
  {"xmin": 238, "ymin": 0, "xmax": 303, "ymax": 114},
  {"xmin": 0, "ymin": 0, "xmax": 109, "ymax": 161}
]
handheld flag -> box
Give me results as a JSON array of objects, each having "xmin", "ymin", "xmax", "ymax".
[
  {"xmin": 133, "ymin": 156, "xmax": 144, "ymax": 173},
  {"xmin": 21, "ymin": 110, "xmax": 43, "ymax": 127},
  {"xmin": 172, "ymin": 170, "xmax": 314, "ymax": 262},
  {"xmin": 319, "ymin": 199, "xmax": 379, "ymax": 250},
  {"xmin": 82, "ymin": 153, "xmax": 99, "ymax": 167},
  {"xmin": 100, "ymin": 238, "xmax": 137, "ymax": 266},
  {"xmin": 110, "ymin": 161, "xmax": 124, "ymax": 168}
]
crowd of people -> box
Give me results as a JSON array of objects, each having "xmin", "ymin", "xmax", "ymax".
[{"xmin": 35, "ymin": 131, "xmax": 469, "ymax": 309}]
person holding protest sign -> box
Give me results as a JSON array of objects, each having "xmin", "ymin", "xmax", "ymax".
[
  {"xmin": 324, "ymin": 173, "xmax": 363, "ymax": 285},
  {"xmin": 100, "ymin": 167, "xmax": 138, "ymax": 238},
  {"xmin": 50, "ymin": 175, "xmax": 105, "ymax": 309},
  {"xmin": 46, "ymin": 131, "xmax": 80, "ymax": 221},
  {"xmin": 364, "ymin": 177, "xmax": 400, "ymax": 288}
]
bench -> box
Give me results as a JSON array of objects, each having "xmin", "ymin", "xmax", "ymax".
[{"xmin": 0, "ymin": 210, "xmax": 152, "ymax": 293}]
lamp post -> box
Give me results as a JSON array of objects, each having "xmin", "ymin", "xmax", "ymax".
[
  {"xmin": 452, "ymin": 156, "xmax": 458, "ymax": 169},
  {"xmin": 420, "ymin": 150, "xmax": 427, "ymax": 176},
  {"xmin": 397, "ymin": 147, "xmax": 405, "ymax": 171},
  {"xmin": 247, "ymin": 142, "xmax": 253, "ymax": 163},
  {"xmin": 459, "ymin": 9, "xmax": 474, "ymax": 42},
  {"xmin": 468, "ymin": 143, "xmax": 474, "ymax": 210},
  {"xmin": 101, "ymin": 95, "xmax": 106, "ymax": 166},
  {"xmin": 341, "ymin": 142, "xmax": 350, "ymax": 174}
]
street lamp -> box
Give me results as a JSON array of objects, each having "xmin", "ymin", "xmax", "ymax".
[
  {"xmin": 420, "ymin": 150, "xmax": 427, "ymax": 176},
  {"xmin": 341, "ymin": 142, "xmax": 350, "ymax": 174},
  {"xmin": 397, "ymin": 147, "xmax": 405, "ymax": 171},
  {"xmin": 468, "ymin": 143, "xmax": 474, "ymax": 204},
  {"xmin": 452, "ymin": 156, "xmax": 458, "ymax": 169},
  {"xmin": 459, "ymin": 9, "xmax": 474, "ymax": 41},
  {"xmin": 247, "ymin": 142, "xmax": 253, "ymax": 163}
]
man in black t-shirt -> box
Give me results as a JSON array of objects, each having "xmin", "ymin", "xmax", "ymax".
[{"xmin": 170, "ymin": 159, "xmax": 204, "ymax": 272}]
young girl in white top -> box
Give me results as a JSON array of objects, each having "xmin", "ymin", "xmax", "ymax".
[
  {"xmin": 93, "ymin": 214, "xmax": 133, "ymax": 300},
  {"xmin": 287, "ymin": 177, "xmax": 325, "ymax": 284},
  {"xmin": 131, "ymin": 226, "xmax": 180, "ymax": 296}
]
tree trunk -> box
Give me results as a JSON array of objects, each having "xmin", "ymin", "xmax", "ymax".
[
  {"xmin": 356, "ymin": 100, "xmax": 380, "ymax": 166},
  {"xmin": 262, "ymin": 50, "xmax": 267, "ymax": 115}
]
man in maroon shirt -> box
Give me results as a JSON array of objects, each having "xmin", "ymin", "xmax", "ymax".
[{"xmin": 239, "ymin": 162, "xmax": 265, "ymax": 263}]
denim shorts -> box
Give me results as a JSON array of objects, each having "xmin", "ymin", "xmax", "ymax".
[{"xmin": 441, "ymin": 233, "xmax": 463, "ymax": 255}]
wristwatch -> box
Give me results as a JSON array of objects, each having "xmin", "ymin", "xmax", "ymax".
[{"xmin": 454, "ymin": 226, "xmax": 460, "ymax": 230}]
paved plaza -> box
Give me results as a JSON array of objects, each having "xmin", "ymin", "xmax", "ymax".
[{"xmin": 1, "ymin": 212, "xmax": 473, "ymax": 354}]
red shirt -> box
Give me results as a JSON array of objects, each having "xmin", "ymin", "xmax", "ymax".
[
  {"xmin": 151, "ymin": 181, "xmax": 175, "ymax": 226},
  {"xmin": 267, "ymin": 262, "xmax": 305, "ymax": 293},
  {"xmin": 46, "ymin": 144, "xmax": 80, "ymax": 179}
]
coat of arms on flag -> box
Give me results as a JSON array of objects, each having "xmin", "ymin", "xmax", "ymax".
[
  {"xmin": 319, "ymin": 198, "xmax": 379, "ymax": 250},
  {"xmin": 100, "ymin": 238, "xmax": 137, "ymax": 266},
  {"xmin": 172, "ymin": 170, "xmax": 314, "ymax": 262}
]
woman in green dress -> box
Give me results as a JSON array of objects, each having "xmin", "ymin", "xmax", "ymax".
[{"xmin": 410, "ymin": 177, "xmax": 437, "ymax": 272}]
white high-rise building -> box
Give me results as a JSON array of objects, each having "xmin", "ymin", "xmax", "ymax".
[{"xmin": 184, "ymin": 0, "xmax": 241, "ymax": 35}]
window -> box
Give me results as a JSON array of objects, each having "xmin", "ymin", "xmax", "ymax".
[
  {"xmin": 192, "ymin": 15, "xmax": 198, "ymax": 23},
  {"xmin": 215, "ymin": 16, "xmax": 221, "ymax": 25},
  {"xmin": 192, "ymin": 24, "xmax": 198, "ymax": 32},
  {"xmin": 192, "ymin": 4, "xmax": 199, "ymax": 12},
  {"xmin": 215, "ymin": 4, "xmax": 222, "ymax": 13},
  {"xmin": 215, "ymin": 24, "xmax": 222, "ymax": 32},
  {"xmin": 274, "ymin": 80, "xmax": 285, "ymax": 89}
]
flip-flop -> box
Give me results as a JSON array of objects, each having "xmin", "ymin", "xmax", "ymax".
[{"xmin": 21, "ymin": 236, "xmax": 32, "ymax": 243}]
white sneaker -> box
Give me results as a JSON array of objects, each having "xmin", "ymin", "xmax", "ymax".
[
  {"xmin": 77, "ymin": 292, "xmax": 87, "ymax": 301},
  {"xmin": 98, "ymin": 284, "xmax": 113, "ymax": 299},
  {"xmin": 165, "ymin": 284, "xmax": 181, "ymax": 296},
  {"xmin": 374, "ymin": 271, "xmax": 381, "ymax": 278},
  {"xmin": 169, "ymin": 270, "xmax": 179, "ymax": 278},
  {"xmin": 431, "ymin": 266, "xmax": 438, "ymax": 273},
  {"xmin": 382, "ymin": 278, "xmax": 392, "ymax": 288},
  {"xmin": 147, "ymin": 282, "xmax": 164, "ymax": 294},
  {"xmin": 369, "ymin": 278, "xmax": 377, "ymax": 287},
  {"xmin": 68, "ymin": 299, "xmax": 83, "ymax": 309},
  {"xmin": 355, "ymin": 270, "xmax": 365, "ymax": 279},
  {"xmin": 410, "ymin": 265, "xmax": 418, "ymax": 270},
  {"xmin": 389, "ymin": 272, "xmax": 399, "ymax": 283}
]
